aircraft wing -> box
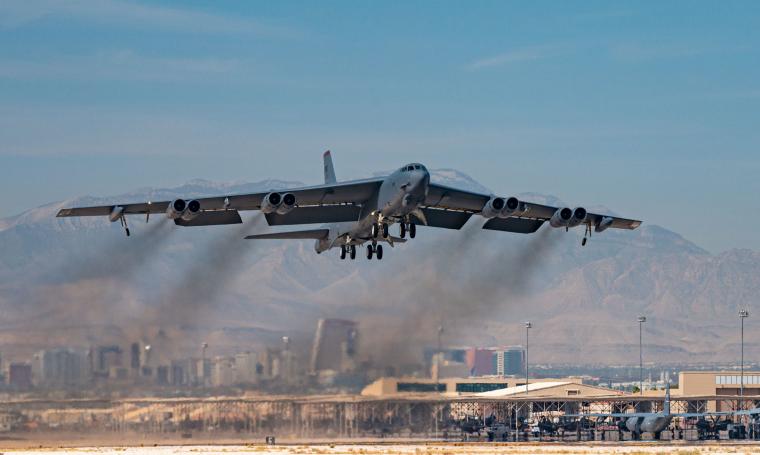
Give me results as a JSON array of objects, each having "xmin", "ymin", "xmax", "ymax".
[
  {"xmin": 672, "ymin": 412, "xmax": 735, "ymax": 417},
  {"xmin": 245, "ymin": 229, "xmax": 329, "ymax": 240},
  {"xmin": 56, "ymin": 178, "xmax": 384, "ymax": 224},
  {"xmin": 424, "ymin": 183, "xmax": 641, "ymax": 232},
  {"xmin": 567, "ymin": 411, "xmax": 733, "ymax": 418}
]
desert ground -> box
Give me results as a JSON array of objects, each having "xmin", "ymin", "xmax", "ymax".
[{"xmin": 4, "ymin": 443, "xmax": 760, "ymax": 455}]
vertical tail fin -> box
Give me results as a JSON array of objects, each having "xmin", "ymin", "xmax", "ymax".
[
  {"xmin": 664, "ymin": 382, "xmax": 671, "ymax": 415},
  {"xmin": 323, "ymin": 150, "xmax": 337, "ymax": 184}
]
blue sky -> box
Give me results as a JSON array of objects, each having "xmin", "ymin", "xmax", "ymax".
[{"xmin": 1, "ymin": 1, "xmax": 759, "ymax": 252}]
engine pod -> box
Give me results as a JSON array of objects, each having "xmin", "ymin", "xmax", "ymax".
[
  {"xmin": 549, "ymin": 207, "xmax": 573, "ymax": 228},
  {"xmin": 166, "ymin": 199, "xmax": 186, "ymax": 219},
  {"xmin": 261, "ymin": 192, "xmax": 282, "ymax": 214},
  {"xmin": 181, "ymin": 199, "xmax": 201, "ymax": 221},
  {"xmin": 275, "ymin": 193, "xmax": 296, "ymax": 215},
  {"xmin": 481, "ymin": 197, "xmax": 506, "ymax": 218}
]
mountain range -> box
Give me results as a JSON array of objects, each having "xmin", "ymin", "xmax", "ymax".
[{"xmin": 0, "ymin": 170, "xmax": 757, "ymax": 367}]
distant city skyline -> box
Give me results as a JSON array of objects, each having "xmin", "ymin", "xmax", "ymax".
[{"xmin": 1, "ymin": 1, "xmax": 759, "ymax": 253}]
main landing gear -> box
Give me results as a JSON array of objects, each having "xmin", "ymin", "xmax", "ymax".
[
  {"xmin": 398, "ymin": 222, "xmax": 416, "ymax": 239},
  {"xmin": 582, "ymin": 223, "xmax": 591, "ymax": 246},
  {"xmin": 366, "ymin": 243, "xmax": 383, "ymax": 260},
  {"xmin": 340, "ymin": 245, "xmax": 356, "ymax": 260},
  {"xmin": 372, "ymin": 223, "xmax": 391, "ymax": 239}
]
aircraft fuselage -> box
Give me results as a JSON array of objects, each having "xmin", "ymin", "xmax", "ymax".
[
  {"xmin": 625, "ymin": 415, "xmax": 672, "ymax": 438},
  {"xmin": 314, "ymin": 163, "xmax": 430, "ymax": 253}
]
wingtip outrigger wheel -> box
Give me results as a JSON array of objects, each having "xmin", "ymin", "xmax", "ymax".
[{"xmin": 119, "ymin": 215, "xmax": 131, "ymax": 237}]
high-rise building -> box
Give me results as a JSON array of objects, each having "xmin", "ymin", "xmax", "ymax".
[
  {"xmin": 96, "ymin": 345, "xmax": 123, "ymax": 374},
  {"xmin": 310, "ymin": 319, "xmax": 358, "ymax": 374},
  {"xmin": 493, "ymin": 347, "xmax": 525, "ymax": 376},
  {"xmin": 9, "ymin": 363, "xmax": 32, "ymax": 389},
  {"xmin": 35, "ymin": 348, "xmax": 89, "ymax": 387},
  {"xmin": 211, "ymin": 356, "xmax": 235, "ymax": 387},
  {"xmin": 465, "ymin": 348, "xmax": 495, "ymax": 376},
  {"xmin": 130, "ymin": 343, "xmax": 141, "ymax": 370},
  {"xmin": 234, "ymin": 352, "xmax": 258, "ymax": 384}
]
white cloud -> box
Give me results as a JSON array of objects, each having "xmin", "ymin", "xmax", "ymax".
[
  {"xmin": 465, "ymin": 45, "xmax": 563, "ymax": 71},
  {"xmin": 0, "ymin": 0, "xmax": 296, "ymax": 37}
]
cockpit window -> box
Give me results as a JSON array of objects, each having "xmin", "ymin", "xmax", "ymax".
[
  {"xmin": 406, "ymin": 165, "xmax": 414, "ymax": 171},
  {"xmin": 414, "ymin": 165, "xmax": 420, "ymax": 170}
]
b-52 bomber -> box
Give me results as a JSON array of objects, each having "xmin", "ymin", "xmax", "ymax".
[{"xmin": 57, "ymin": 152, "xmax": 641, "ymax": 260}]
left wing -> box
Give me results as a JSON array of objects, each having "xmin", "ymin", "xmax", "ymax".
[{"xmin": 424, "ymin": 183, "xmax": 641, "ymax": 233}]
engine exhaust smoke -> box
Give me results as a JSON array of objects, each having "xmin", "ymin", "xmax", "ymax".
[
  {"xmin": 154, "ymin": 214, "xmax": 263, "ymax": 326},
  {"xmin": 354, "ymin": 222, "xmax": 561, "ymax": 369}
]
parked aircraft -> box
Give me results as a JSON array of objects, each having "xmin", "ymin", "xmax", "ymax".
[
  {"xmin": 571, "ymin": 385, "xmax": 731, "ymax": 440},
  {"xmin": 56, "ymin": 152, "xmax": 641, "ymax": 260}
]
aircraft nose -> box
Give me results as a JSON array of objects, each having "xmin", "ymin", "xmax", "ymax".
[{"xmin": 410, "ymin": 170, "xmax": 430, "ymax": 193}]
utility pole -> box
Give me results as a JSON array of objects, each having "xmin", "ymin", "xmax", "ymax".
[
  {"xmin": 525, "ymin": 322, "xmax": 532, "ymax": 395},
  {"xmin": 740, "ymin": 309, "xmax": 749, "ymax": 408},
  {"xmin": 638, "ymin": 316, "xmax": 646, "ymax": 395}
]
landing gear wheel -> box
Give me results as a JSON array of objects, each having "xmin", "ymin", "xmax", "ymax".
[
  {"xmin": 376, "ymin": 244, "xmax": 383, "ymax": 260},
  {"xmin": 125, "ymin": 228, "xmax": 130, "ymax": 237},
  {"xmin": 409, "ymin": 223, "xmax": 416, "ymax": 239},
  {"xmin": 382, "ymin": 223, "xmax": 389, "ymax": 238},
  {"xmin": 366, "ymin": 244, "xmax": 374, "ymax": 260},
  {"xmin": 400, "ymin": 223, "xmax": 406, "ymax": 238},
  {"xmin": 371, "ymin": 224, "xmax": 379, "ymax": 239},
  {"xmin": 340, "ymin": 246, "xmax": 346, "ymax": 260},
  {"xmin": 349, "ymin": 245, "xmax": 356, "ymax": 260},
  {"xmin": 582, "ymin": 237, "xmax": 587, "ymax": 246}
]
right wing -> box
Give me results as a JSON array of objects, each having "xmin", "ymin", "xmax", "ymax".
[{"xmin": 56, "ymin": 178, "xmax": 384, "ymax": 225}]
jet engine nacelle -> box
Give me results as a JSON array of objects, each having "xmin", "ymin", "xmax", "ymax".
[
  {"xmin": 566, "ymin": 207, "xmax": 587, "ymax": 228},
  {"xmin": 276, "ymin": 193, "xmax": 296, "ymax": 215},
  {"xmin": 499, "ymin": 196, "xmax": 520, "ymax": 218},
  {"xmin": 166, "ymin": 199, "xmax": 187, "ymax": 220},
  {"xmin": 481, "ymin": 197, "xmax": 506, "ymax": 218},
  {"xmin": 261, "ymin": 192, "xmax": 297, "ymax": 214},
  {"xmin": 260, "ymin": 192, "xmax": 282, "ymax": 214},
  {"xmin": 180, "ymin": 199, "xmax": 201, "ymax": 221},
  {"xmin": 549, "ymin": 207, "xmax": 573, "ymax": 228}
]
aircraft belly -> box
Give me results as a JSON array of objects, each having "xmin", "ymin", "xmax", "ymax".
[{"xmin": 641, "ymin": 416, "xmax": 669, "ymax": 433}]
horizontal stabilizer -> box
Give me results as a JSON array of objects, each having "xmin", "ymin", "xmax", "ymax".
[
  {"xmin": 265, "ymin": 205, "xmax": 361, "ymax": 226},
  {"xmin": 411, "ymin": 208, "xmax": 472, "ymax": 230},
  {"xmin": 482, "ymin": 217, "xmax": 544, "ymax": 234},
  {"xmin": 174, "ymin": 210, "xmax": 242, "ymax": 226},
  {"xmin": 246, "ymin": 229, "xmax": 329, "ymax": 240}
]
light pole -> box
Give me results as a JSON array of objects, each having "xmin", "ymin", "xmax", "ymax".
[
  {"xmin": 638, "ymin": 316, "xmax": 646, "ymax": 394},
  {"xmin": 434, "ymin": 325, "xmax": 443, "ymax": 390},
  {"xmin": 201, "ymin": 342, "xmax": 208, "ymax": 387},
  {"xmin": 740, "ymin": 309, "xmax": 749, "ymax": 407},
  {"xmin": 525, "ymin": 322, "xmax": 532, "ymax": 395},
  {"xmin": 282, "ymin": 336, "xmax": 291, "ymax": 384}
]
